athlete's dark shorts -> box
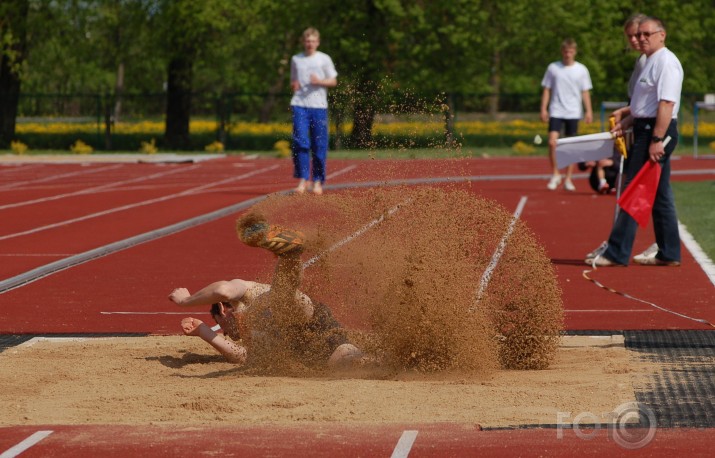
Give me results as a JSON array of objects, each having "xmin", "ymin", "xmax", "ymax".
[
  {"xmin": 288, "ymin": 302, "xmax": 350, "ymax": 363},
  {"xmin": 548, "ymin": 118, "xmax": 579, "ymax": 137}
]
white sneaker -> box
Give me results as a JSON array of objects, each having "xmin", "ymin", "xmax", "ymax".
[
  {"xmin": 547, "ymin": 175, "xmax": 562, "ymax": 190},
  {"xmin": 633, "ymin": 243, "xmax": 659, "ymax": 264},
  {"xmin": 564, "ymin": 179, "xmax": 576, "ymax": 192},
  {"xmin": 585, "ymin": 241, "xmax": 608, "ymax": 264}
]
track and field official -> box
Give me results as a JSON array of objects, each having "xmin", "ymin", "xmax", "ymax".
[{"xmin": 591, "ymin": 16, "xmax": 683, "ymax": 267}]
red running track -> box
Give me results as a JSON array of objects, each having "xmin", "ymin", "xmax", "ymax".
[
  {"xmin": 1, "ymin": 154, "xmax": 714, "ymax": 456},
  {"xmin": 1, "ymin": 424, "xmax": 714, "ymax": 457},
  {"xmin": 1, "ymin": 155, "xmax": 713, "ymax": 333}
]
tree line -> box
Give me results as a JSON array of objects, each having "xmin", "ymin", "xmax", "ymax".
[{"xmin": 1, "ymin": 0, "xmax": 714, "ymax": 149}]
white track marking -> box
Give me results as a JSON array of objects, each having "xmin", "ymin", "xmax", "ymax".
[
  {"xmin": 0, "ymin": 431, "xmax": 54, "ymax": 458},
  {"xmin": 0, "ymin": 164, "xmax": 43, "ymax": 175},
  {"xmin": 302, "ymin": 199, "xmax": 410, "ymax": 269},
  {"xmin": 19, "ymin": 337, "xmax": 91, "ymax": 348},
  {"xmin": 0, "ymin": 164, "xmax": 123, "ymax": 191},
  {"xmin": 473, "ymin": 196, "xmax": 528, "ymax": 308},
  {"xmin": 0, "ymin": 253, "xmax": 73, "ymax": 257},
  {"xmin": 326, "ymin": 165, "xmax": 357, "ymax": 179},
  {"xmin": 100, "ymin": 311, "xmax": 210, "ymax": 315},
  {"xmin": 0, "ymin": 164, "xmax": 279, "ymax": 241},
  {"xmin": 679, "ymin": 221, "xmax": 715, "ymax": 288},
  {"xmin": 0, "ymin": 164, "xmax": 198, "ymax": 210},
  {"xmin": 391, "ymin": 430, "xmax": 418, "ymax": 458}
]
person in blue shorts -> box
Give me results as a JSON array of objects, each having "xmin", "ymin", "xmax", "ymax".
[{"xmin": 290, "ymin": 27, "xmax": 338, "ymax": 195}]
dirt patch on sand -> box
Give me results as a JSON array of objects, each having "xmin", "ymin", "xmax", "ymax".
[{"xmin": 0, "ymin": 335, "xmax": 655, "ymax": 427}]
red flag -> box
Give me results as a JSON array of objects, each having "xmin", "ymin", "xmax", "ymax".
[{"xmin": 617, "ymin": 161, "xmax": 662, "ymax": 227}]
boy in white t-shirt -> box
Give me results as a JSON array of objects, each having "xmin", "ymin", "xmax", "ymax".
[
  {"xmin": 290, "ymin": 28, "xmax": 338, "ymax": 195},
  {"xmin": 540, "ymin": 38, "xmax": 593, "ymax": 191}
]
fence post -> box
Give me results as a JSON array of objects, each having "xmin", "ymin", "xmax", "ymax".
[{"xmin": 104, "ymin": 93, "xmax": 113, "ymax": 150}]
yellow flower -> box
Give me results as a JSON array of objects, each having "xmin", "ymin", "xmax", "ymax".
[
  {"xmin": 205, "ymin": 141, "xmax": 224, "ymax": 153},
  {"xmin": 11, "ymin": 140, "xmax": 29, "ymax": 155},
  {"xmin": 273, "ymin": 140, "xmax": 291, "ymax": 158},
  {"xmin": 512, "ymin": 141, "xmax": 536, "ymax": 155},
  {"xmin": 70, "ymin": 140, "xmax": 93, "ymax": 154},
  {"xmin": 140, "ymin": 139, "xmax": 158, "ymax": 154}
]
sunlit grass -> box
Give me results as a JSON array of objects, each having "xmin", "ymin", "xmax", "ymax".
[{"xmin": 673, "ymin": 181, "xmax": 715, "ymax": 260}]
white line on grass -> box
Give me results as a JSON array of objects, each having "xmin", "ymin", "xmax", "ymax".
[
  {"xmin": 0, "ymin": 165, "xmax": 279, "ymax": 241},
  {"xmin": 0, "ymin": 430, "xmax": 54, "ymax": 458},
  {"xmin": 679, "ymin": 221, "xmax": 715, "ymax": 288},
  {"xmin": 0, "ymin": 164, "xmax": 199, "ymax": 210},
  {"xmin": 473, "ymin": 196, "xmax": 528, "ymax": 308},
  {"xmin": 391, "ymin": 430, "xmax": 419, "ymax": 458}
]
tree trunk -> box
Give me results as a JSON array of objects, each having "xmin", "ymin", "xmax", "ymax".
[
  {"xmin": 113, "ymin": 61, "xmax": 125, "ymax": 122},
  {"xmin": 349, "ymin": 80, "xmax": 378, "ymax": 149},
  {"xmin": 164, "ymin": 56, "xmax": 193, "ymax": 150},
  {"xmin": 488, "ymin": 49, "xmax": 501, "ymax": 117},
  {"xmin": 0, "ymin": 0, "xmax": 29, "ymax": 149}
]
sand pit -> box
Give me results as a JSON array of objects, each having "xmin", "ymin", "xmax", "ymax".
[{"xmin": 0, "ymin": 335, "xmax": 653, "ymax": 428}]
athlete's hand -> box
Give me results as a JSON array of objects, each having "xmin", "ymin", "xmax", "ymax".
[
  {"xmin": 181, "ymin": 317, "xmax": 204, "ymax": 336},
  {"xmin": 168, "ymin": 287, "xmax": 190, "ymax": 305}
]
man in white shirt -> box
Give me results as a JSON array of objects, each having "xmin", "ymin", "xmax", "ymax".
[
  {"xmin": 540, "ymin": 38, "xmax": 593, "ymax": 191},
  {"xmin": 591, "ymin": 16, "xmax": 683, "ymax": 267},
  {"xmin": 290, "ymin": 28, "xmax": 338, "ymax": 195}
]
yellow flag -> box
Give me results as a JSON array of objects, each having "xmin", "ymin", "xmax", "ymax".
[{"xmin": 609, "ymin": 116, "xmax": 628, "ymax": 159}]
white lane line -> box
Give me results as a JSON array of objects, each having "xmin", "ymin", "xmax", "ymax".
[
  {"xmin": 0, "ymin": 164, "xmax": 199, "ymax": 210},
  {"xmin": 0, "ymin": 192, "xmax": 271, "ymax": 293},
  {"xmin": 391, "ymin": 430, "xmax": 418, "ymax": 458},
  {"xmin": 302, "ymin": 199, "xmax": 410, "ymax": 269},
  {"xmin": 679, "ymin": 221, "xmax": 715, "ymax": 288},
  {"xmin": 326, "ymin": 165, "xmax": 357, "ymax": 179},
  {"xmin": 473, "ymin": 196, "xmax": 528, "ymax": 308},
  {"xmin": 0, "ymin": 253, "xmax": 73, "ymax": 257},
  {"xmin": 0, "ymin": 164, "xmax": 124, "ymax": 191},
  {"xmin": 0, "ymin": 430, "xmax": 54, "ymax": 458},
  {"xmin": 100, "ymin": 311, "xmax": 210, "ymax": 315},
  {"xmin": 0, "ymin": 164, "xmax": 279, "ymax": 241},
  {"xmin": 0, "ymin": 164, "xmax": 44, "ymax": 176}
]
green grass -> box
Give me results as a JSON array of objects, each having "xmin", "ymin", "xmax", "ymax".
[{"xmin": 673, "ymin": 180, "xmax": 715, "ymax": 261}]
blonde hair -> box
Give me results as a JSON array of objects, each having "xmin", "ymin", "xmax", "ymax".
[
  {"xmin": 561, "ymin": 38, "xmax": 577, "ymax": 50},
  {"xmin": 302, "ymin": 27, "xmax": 320, "ymax": 40}
]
